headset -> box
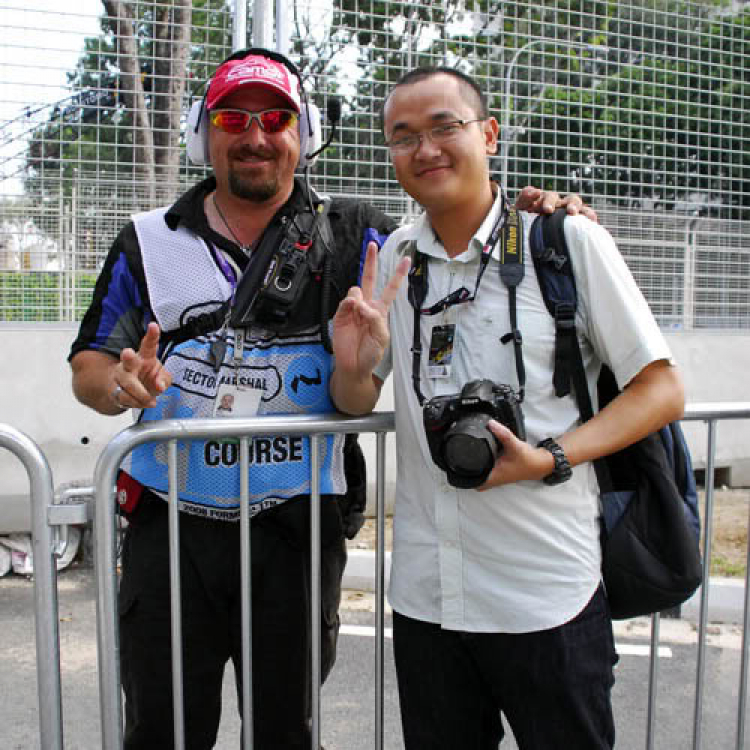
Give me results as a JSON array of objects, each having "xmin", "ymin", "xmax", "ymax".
[{"xmin": 186, "ymin": 47, "xmax": 322, "ymax": 170}]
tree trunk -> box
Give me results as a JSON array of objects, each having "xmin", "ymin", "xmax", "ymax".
[
  {"xmin": 102, "ymin": 0, "xmax": 156, "ymax": 208},
  {"xmin": 152, "ymin": 0, "xmax": 192, "ymax": 204}
]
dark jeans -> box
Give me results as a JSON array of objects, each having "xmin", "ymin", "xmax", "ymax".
[
  {"xmin": 393, "ymin": 586, "xmax": 619, "ymax": 750},
  {"xmin": 118, "ymin": 493, "xmax": 346, "ymax": 750}
]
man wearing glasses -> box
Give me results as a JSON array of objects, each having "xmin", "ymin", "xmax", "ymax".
[
  {"xmin": 330, "ymin": 67, "xmax": 685, "ymax": 749},
  {"xmin": 70, "ymin": 49, "xmax": 594, "ymax": 749}
]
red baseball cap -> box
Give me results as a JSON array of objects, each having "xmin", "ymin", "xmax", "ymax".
[{"xmin": 206, "ymin": 54, "xmax": 302, "ymax": 112}]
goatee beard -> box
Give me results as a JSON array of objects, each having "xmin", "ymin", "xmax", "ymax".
[{"xmin": 228, "ymin": 170, "xmax": 279, "ymax": 203}]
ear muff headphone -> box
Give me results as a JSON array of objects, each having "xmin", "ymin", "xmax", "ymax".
[{"xmin": 185, "ymin": 47, "xmax": 322, "ymax": 169}]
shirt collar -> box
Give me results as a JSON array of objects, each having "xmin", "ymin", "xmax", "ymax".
[{"xmin": 407, "ymin": 182, "xmax": 506, "ymax": 262}]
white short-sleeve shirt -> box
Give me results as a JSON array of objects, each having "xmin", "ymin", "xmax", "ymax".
[{"xmin": 374, "ymin": 193, "xmax": 673, "ymax": 633}]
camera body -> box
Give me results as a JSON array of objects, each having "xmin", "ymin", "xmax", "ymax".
[{"xmin": 423, "ymin": 379, "xmax": 526, "ymax": 489}]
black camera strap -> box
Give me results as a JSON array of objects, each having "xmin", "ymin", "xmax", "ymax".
[
  {"xmin": 407, "ymin": 246, "xmax": 428, "ymax": 405},
  {"xmin": 497, "ymin": 206, "xmax": 526, "ymax": 401},
  {"xmin": 407, "ymin": 200, "xmax": 525, "ymax": 405}
]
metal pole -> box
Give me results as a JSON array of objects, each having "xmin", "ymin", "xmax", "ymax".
[
  {"xmin": 233, "ymin": 0, "xmax": 248, "ymax": 50},
  {"xmin": 93, "ymin": 437, "xmax": 123, "ymax": 749},
  {"xmin": 168, "ymin": 440, "xmax": 186, "ymax": 750},
  {"xmin": 645, "ymin": 613, "xmax": 661, "ymax": 750},
  {"xmin": 69, "ymin": 171, "xmax": 78, "ymax": 321},
  {"xmin": 276, "ymin": 0, "xmax": 290, "ymax": 56},
  {"xmin": 251, "ymin": 0, "xmax": 273, "ymax": 49},
  {"xmin": 737, "ymin": 502, "xmax": 750, "ymax": 749},
  {"xmin": 693, "ymin": 419, "xmax": 718, "ymax": 750},
  {"xmin": 310, "ymin": 434, "xmax": 322, "ymax": 748},
  {"xmin": 240, "ymin": 436, "xmax": 254, "ymax": 750},
  {"xmin": 375, "ymin": 432, "xmax": 387, "ymax": 750}
]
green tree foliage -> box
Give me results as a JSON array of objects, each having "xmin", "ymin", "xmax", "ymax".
[
  {"xmin": 324, "ymin": 0, "xmax": 749, "ymax": 219},
  {"xmin": 21, "ymin": 1, "xmax": 750, "ymax": 220},
  {"xmin": 516, "ymin": 3, "xmax": 750, "ymax": 218}
]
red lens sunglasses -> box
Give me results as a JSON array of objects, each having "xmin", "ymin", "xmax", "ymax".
[{"xmin": 209, "ymin": 108, "xmax": 298, "ymax": 135}]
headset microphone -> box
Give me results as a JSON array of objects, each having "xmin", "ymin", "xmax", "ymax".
[
  {"xmin": 305, "ymin": 96, "xmax": 341, "ymax": 162},
  {"xmin": 327, "ymin": 97, "xmax": 341, "ymax": 124}
]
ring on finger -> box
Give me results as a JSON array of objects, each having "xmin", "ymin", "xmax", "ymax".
[{"xmin": 113, "ymin": 384, "xmax": 126, "ymax": 409}]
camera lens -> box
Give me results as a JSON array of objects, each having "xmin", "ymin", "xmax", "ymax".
[{"xmin": 442, "ymin": 414, "xmax": 501, "ymax": 485}]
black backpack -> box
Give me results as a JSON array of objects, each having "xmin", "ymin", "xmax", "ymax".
[{"xmin": 527, "ymin": 208, "xmax": 703, "ymax": 620}]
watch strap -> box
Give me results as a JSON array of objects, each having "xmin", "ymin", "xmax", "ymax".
[{"xmin": 537, "ymin": 438, "xmax": 572, "ymax": 485}]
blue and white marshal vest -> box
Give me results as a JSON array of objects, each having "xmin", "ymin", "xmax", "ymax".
[{"xmin": 123, "ymin": 207, "xmax": 345, "ymax": 520}]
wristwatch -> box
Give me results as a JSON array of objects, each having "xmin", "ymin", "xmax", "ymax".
[{"xmin": 537, "ymin": 438, "xmax": 572, "ymax": 485}]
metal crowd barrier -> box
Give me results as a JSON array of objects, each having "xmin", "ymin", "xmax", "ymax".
[
  {"xmin": 658, "ymin": 402, "xmax": 750, "ymax": 750},
  {"xmin": 0, "ymin": 424, "xmax": 88, "ymax": 750},
  {"xmin": 93, "ymin": 412, "xmax": 393, "ymax": 750},
  {"xmin": 6, "ymin": 405, "xmax": 750, "ymax": 749}
]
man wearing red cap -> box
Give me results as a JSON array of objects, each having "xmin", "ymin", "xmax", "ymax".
[
  {"xmin": 208, "ymin": 53, "xmax": 303, "ymax": 112},
  {"xmin": 69, "ymin": 47, "xmax": 593, "ymax": 748}
]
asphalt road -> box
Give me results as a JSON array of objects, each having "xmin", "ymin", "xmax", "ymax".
[{"xmin": 1, "ymin": 564, "xmax": 749, "ymax": 749}]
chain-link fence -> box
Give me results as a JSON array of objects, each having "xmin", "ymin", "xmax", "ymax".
[{"xmin": 1, "ymin": 0, "xmax": 748, "ymax": 327}]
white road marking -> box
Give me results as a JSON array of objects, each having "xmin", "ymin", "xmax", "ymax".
[
  {"xmin": 340, "ymin": 625, "xmax": 672, "ymax": 657},
  {"xmin": 341, "ymin": 624, "xmax": 393, "ymax": 639}
]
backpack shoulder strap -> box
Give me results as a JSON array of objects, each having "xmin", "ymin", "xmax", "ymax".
[
  {"xmin": 530, "ymin": 210, "xmax": 611, "ymax": 489},
  {"xmin": 530, "ymin": 208, "xmax": 579, "ymax": 400}
]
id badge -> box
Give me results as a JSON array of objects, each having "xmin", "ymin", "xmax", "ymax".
[
  {"xmin": 213, "ymin": 384, "xmax": 262, "ymax": 417},
  {"xmin": 428, "ymin": 323, "xmax": 456, "ymax": 379}
]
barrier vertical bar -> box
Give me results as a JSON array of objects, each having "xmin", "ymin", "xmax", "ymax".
[
  {"xmin": 693, "ymin": 418, "xmax": 718, "ymax": 750},
  {"xmin": 310, "ymin": 433, "xmax": 322, "ymax": 748},
  {"xmin": 0, "ymin": 425, "xmax": 63, "ymax": 750},
  {"xmin": 736, "ymin": 504, "xmax": 750, "ymax": 750},
  {"xmin": 94, "ymin": 438, "xmax": 124, "ymax": 749},
  {"xmin": 375, "ymin": 432, "xmax": 385, "ymax": 750},
  {"xmin": 168, "ymin": 440, "xmax": 186, "ymax": 750},
  {"xmin": 375, "ymin": 431, "xmax": 387, "ymax": 750},
  {"xmin": 645, "ymin": 613, "xmax": 661, "ymax": 750},
  {"xmin": 240, "ymin": 436, "xmax": 254, "ymax": 750}
]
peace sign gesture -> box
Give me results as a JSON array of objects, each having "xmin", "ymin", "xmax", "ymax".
[{"xmin": 330, "ymin": 242, "xmax": 410, "ymax": 414}]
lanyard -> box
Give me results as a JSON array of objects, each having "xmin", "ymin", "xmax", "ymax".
[
  {"xmin": 410, "ymin": 204, "xmax": 507, "ymax": 316},
  {"xmin": 408, "ymin": 202, "xmax": 526, "ymax": 405}
]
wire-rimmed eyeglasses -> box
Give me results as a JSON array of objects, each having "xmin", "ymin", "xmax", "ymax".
[{"xmin": 385, "ymin": 118, "xmax": 485, "ymax": 153}]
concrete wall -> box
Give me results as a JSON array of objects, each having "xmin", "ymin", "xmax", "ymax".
[
  {"xmin": 666, "ymin": 331, "xmax": 750, "ymax": 485},
  {"xmin": 1, "ymin": 325, "xmax": 132, "ymax": 531},
  {"xmin": 1, "ymin": 325, "xmax": 748, "ymax": 531}
]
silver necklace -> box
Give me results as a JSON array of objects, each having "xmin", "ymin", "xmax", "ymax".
[{"xmin": 212, "ymin": 193, "xmax": 251, "ymax": 255}]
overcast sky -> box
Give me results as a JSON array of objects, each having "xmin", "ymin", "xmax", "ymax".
[{"xmin": 0, "ymin": 1, "xmax": 102, "ymax": 192}]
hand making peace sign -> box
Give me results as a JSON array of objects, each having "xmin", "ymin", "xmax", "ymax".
[{"xmin": 332, "ymin": 242, "xmax": 410, "ymax": 382}]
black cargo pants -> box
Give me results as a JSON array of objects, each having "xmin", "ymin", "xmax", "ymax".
[{"xmin": 118, "ymin": 492, "xmax": 347, "ymax": 749}]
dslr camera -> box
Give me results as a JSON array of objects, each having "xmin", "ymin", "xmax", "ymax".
[{"xmin": 423, "ymin": 379, "xmax": 526, "ymax": 489}]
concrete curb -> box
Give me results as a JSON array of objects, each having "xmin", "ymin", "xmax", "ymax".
[
  {"xmin": 343, "ymin": 549, "xmax": 746, "ymax": 625},
  {"xmin": 343, "ymin": 549, "xmax": 391, "ymax": 592}
]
